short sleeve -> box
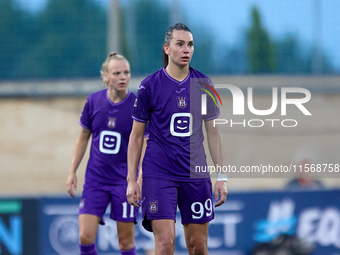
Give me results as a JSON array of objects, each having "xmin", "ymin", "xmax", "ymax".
[
  {"xmin": 203, "ymin": 79, "xmax": 221, "ymax": 121},
  {"xmin": 133, "ymin": 82, "xmax": 151, "ymax": 123},
  {"xmin": 79, "ymin": 98, "xmax": 91, "ymax": 130}
]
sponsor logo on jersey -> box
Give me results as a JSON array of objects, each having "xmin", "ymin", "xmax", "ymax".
[
  {"xmin": 108, "ymin": 109, "xmax": 118, "ymax": 114},
  {"xmin": 177, "ymin": 96, "xmax": 187, "ymax": 109},
  {"xmin": 175, "ymin": 88, "xmax": 186, "ymax": 93},
  {"xmin": 170, "ymin": 113, "xmax": 193, "ymax": 137},
  {"xmin": 107, "ymin": 117, "xmax": 116, "ymax": 128},
  {"xmin": 99, "ymin": 130, "xmax": 121, "ymax": 154},
  {"xmin": 134, "ymin": 98, "xmax": 138, "ymax": 107},
  {"xmin": 149, "ymin": 201, "xmax": 158, "ymax": 213}
]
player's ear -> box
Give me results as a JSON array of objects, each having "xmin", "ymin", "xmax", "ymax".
[
  {"xmin": 163, "ymin": 44, "xmax": 170, "ymax": 55},
  {"xmin": 103, "ymin": 72, "xmax": 109, "ymax": 84}
]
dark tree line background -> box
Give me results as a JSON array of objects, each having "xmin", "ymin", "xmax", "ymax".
[
  {"xmin": 0, "ymin": 0, "xmax": 106, "ymax": 79},
  {"xmin": 0, "ymin": 0, "xmax": 335, "ymax": 80}
]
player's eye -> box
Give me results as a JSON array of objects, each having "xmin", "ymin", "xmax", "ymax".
[
  {"xmin": 177, "ymin": 43, "xmax": 183, "ymax": 47},
  {"xmin": 124, "ymin": 71, "xmax": 130, "ymax": 75},
  {"xmin": 113, "ymin": 72, "xmax": 120, "ymax": 76}
]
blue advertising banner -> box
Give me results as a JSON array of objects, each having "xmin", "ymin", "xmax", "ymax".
[
  {"xmin": 194, "ymin": 189, "xmax": 340, "ymax": 255},
  {"xmin": 39, "ymin": 198, "xmax": 154, "ymax": 255},
  {"xmin": 0, "ymin": 199, "xmax": 39, "ymax": 255},
  {"xmin": 39, "ymin": 189, "xmax": 340, "ymax": 255}
]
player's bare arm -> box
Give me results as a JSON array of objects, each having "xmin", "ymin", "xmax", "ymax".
[
  {"xmin": 137, "ymin": 137, "xmax": 148, "ymax": 188},
  {"xmin": 205, "ymin": 119, "xmax": 228, "ymax": 207},
  {"xmin": 127, "ymin": 120, "xmax": 146, "ymax": 207},
  {"xmin": 66, "ymin": 127, "xmax": 91, "ymax": 198}
]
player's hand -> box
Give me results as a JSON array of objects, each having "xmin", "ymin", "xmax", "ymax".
[
  {"xmin": 126, "ymin": 180, "xmax": 141, "ymax": 207},
  {"xmin": 66, "ymin": 173, "xmax": 77, "ymax": 198},
  {"xmin": 214, "ymin": 181, "xmax": 228, "ymax": 207}
]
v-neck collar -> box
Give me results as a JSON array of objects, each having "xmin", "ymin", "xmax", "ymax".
[
  {"xmin": 106, "ymin": 90, "xmax": 131, "ymax": 106},
  {"xmin": 162, "ymin": 67, "xmax": 190, "ymax": 85}
]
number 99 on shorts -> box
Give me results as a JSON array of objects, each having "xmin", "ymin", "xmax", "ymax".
[{"xmin": 191, "ymin": 199, "xmax": 213, "ymax": 219}]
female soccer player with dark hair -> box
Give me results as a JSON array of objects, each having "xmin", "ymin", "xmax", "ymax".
[
  {"xmin": 66, "ymin": 52, "xmax": 142, "ymax": 255},
  {"xmin": 127, "ymin": 23, "xmax": 228, "ymax": 255}
]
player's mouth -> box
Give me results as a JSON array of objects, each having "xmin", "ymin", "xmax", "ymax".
[
  {"xmin": 181, "ymin": 56, "xmax": 190, "ymax": 61},
  {"xmin": 118, "ymin": 82, "xmax": 126, "ymax": 87}
]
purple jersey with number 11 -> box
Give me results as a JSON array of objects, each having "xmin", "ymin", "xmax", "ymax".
[
  {"xmin": 79, "ymin": 90, "xmax": 136, "ymax": 184},
  {"xmin": 133, "ymin": 67, "xmax": 220, "ymax": 181}
]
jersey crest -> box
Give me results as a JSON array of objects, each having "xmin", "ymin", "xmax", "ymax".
[
  {"xmin": 79, "ymin": 198, "xmax": 85, "ymax": 209},
  {"xmin": 176, "ymin": 96, "xmax": 187, "ymax": 109},
  {"xmin": 107, "ymin": 117, "xmax": 116, "ymax": 128},
  {"xmin": 149, "ymin": 201, "xmax": 158, "ymax": 213}
]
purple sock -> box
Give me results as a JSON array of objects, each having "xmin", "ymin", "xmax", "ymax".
[
  {"xmin": 120, "ymin": 246, "xmax": 137, "ymax": 255},
  {"xmin": 79, "ymin": 242, "xmax": 98, "ymax": 255}
]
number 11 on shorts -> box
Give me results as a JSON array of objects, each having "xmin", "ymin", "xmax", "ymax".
[{"xmin": 122, "ymin": 202, "xmax": 135, "ymax": 218}]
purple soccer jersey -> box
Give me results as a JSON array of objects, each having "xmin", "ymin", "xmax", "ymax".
[
  {"xmin": 133, "ymin": 67, "xmax": 220, "ymax": 181},
  {"xmin": 79, "ymin": 89, "xmax": 136, "ymax": 184}
]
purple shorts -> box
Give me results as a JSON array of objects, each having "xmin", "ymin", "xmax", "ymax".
[
  {"xmin": 79, "ymin": 179, "xmax": 138, "ymax": 225},
  {"xmin": 141, "ymin": 178, "xmax": 214, "ymax": 232}
]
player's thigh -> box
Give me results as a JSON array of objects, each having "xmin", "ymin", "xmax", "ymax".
[
  {"xmin": 79, "ymin": 214, "xmax": 101, "ymax": 243},
  {"xmin": 178, "ymin": 180, "xmax": 214, "ymax": 224},
  {"xmin": 79, "ymin": 180, "xmax": 111, "ymax": 225},
  {"xmin": 109, "ymin": 184, "xmax": 139, "ymax": 223},
  {"xmin": 151, "ymin": 219, "xmax": 176, "ymax": 247},
  {"xmin": 183, "ymin": 222, "xmax": 209, "ymax": 251},
  {"xmin": 141, "ymin": 178, "xmax": 178, "ymax": 232},
  {"xmin": 116, "ymin": 221, "xmax": 135, "ymax": 248}
]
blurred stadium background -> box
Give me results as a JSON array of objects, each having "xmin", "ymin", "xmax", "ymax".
[{"xmin": 0, "ymin": 0, "xmax": 339, "ymax": 254}]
